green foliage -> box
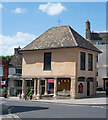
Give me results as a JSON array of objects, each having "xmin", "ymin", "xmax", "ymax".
[{"xmin": 0, "ymin": 55, "xmax": 13, "ymax": 62}]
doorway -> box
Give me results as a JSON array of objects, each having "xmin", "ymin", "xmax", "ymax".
[{"xmin": 87, "ymin": 82, "xmax": 90, "ymax": 96}]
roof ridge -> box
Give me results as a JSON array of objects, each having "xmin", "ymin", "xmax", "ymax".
[
  {"xmin": 51, "ymin": 25, "xmax": 69, "ymax": 29},
  {"xmin": 68, "ymin": 26, "xmax": 78, "ymax": 46}
]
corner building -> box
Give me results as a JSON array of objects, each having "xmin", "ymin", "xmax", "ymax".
[{"xmin": 20, "ymin": 25, "xmax": 101, "ymax": 99}]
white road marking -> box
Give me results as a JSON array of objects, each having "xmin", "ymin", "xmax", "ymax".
[
  {"xmin": 91, "ymin": 106, "xmax": 106, "ymax": 109},
  {"xmin": 8, "ymin": 114, "xmax": 21, "ymax": 119}
]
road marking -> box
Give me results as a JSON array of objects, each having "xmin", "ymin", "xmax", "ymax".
[
  {"xmin": 91, "ymin": 106, "xmax": 106, "ymax": 109},
  {"xmin": 8, "ymin": 114, "xmax": 22, "ymax": 120},
  {"xmin": 7, "ymin": 106, "xmax": 22, "ymax": 120}
]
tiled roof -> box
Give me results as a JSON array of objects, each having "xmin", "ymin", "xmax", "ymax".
[
  {"xmin": 21, "ymin": 25, "xmax": 101, "ymax": 53},
  {"xmin": 9, "ymin": 54, "xmax": 22, "ymax": 67}
]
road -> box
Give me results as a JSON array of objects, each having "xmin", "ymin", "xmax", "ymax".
[{"xmin": 0, "ymin": 99, "xmax": 107, "ymax": 120}]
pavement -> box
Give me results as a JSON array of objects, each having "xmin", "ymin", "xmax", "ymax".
[{"xmin": 1, "ymin": 91, "xmax": 107, "ymax": 105}]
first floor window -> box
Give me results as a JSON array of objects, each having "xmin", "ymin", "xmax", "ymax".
[
  {"xmin": 80, "ymin": 52, "xmax": 86, "ymax": 70},
  {"xmin": 44, "ymin": 52, "xmax": 51, "ymax": 70},
  {"xmin": 78, "ymin": 83, "xmax": 83, "ymax": 93},
  {"xmin": 88, "ymin": 53, "xmax": 93, "ymax": 71}
]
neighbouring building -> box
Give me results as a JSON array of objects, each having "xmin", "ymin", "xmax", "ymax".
[
  {"xmin": 8, "ymin": 46, "xmax": 35, "ymax": 96},
  {"xmin": 0, "ymin": 59, "xmax": 9, "ymax": 96},
  {"xmin": 8, "ymin": 46, "xmax": 22, "ymax": 96},
  {"xmin": 20, "ymin": 25, "xmax": 101, "ymax": 99},
  {"xmin": 86, "ymin": 20, "xmax": 108, "ymax": 90}
]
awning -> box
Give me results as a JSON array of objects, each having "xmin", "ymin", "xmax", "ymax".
[{"xmin": 48, "ymin": 79, "xmax": 54, "ymax": 83}]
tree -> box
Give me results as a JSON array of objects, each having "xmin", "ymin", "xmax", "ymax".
[{"xmin": 0, "ymin": 56, "xmax": 13, "ymax": 62}]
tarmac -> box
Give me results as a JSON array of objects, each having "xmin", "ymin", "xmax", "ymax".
[{"xmin": 1, "ymin": 91, "xmax": 107, "ymax": 105}]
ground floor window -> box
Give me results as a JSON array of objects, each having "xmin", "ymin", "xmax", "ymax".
[
  {"xmin": 48, "ymin": 83, "xmax": 54, "ymax": 93},
  {"xmin": 26, "ymin": 80, "xmax": 34, "ymax": 87},
  {"xmin": 57, "ymin": 78, "xmax": 70, "ymax": 91},
  {"xmin": 78, "ymin": 83, "xmax": 83, "ymax": 93},
  {"xmin": 14, "ymin": 80, "xmax": 22, "ymax": 87}
]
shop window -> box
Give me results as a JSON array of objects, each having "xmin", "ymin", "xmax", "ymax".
[
  {"xmin": 44, "ymin": 52, "xmax": 51, "ymax": 70},
  {"xmin": 80, "ymin": 52, "xmax": 86, "ymax": 70},
  {"xmin": 78, "ymin": 83, "xmax": 83, "ymax": 93}
]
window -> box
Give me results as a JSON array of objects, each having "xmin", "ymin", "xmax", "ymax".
[
  {"xmin": 26, "ymin": 80, "xmax": 34, "ymax": 87},
  {"xmin": 14, "ymin": 80, "xmax": 22, "ymax": 87},
  {"xmin": 41, "ymin": 80, "xmax": 45, "ymax": 85},
  {"xmin": 106, "ymin": 68, "xmax": 108, "ymax": 76},
  {"xmin": 78, "ymin": 83, "xmax": 83, "ymax": 93},
  {"xmin": 88, "ymin": 53, "xmax": 93, "ymax": 71},
  {"xmin": 0, "ymin": 67, "xmax": 3, "ymax": 76},
  {"xmin": 97, "ymin": 68, "xmax": 98, "ymax": 76},
  {"xmin": 26, "ymin": 81, "xmax": 30, "ymax": 86},
  {"xmin": 96, "ymin": 55, "xmax": 99, "ymax": 63},
  {"xmin": 16, "ymin": 68, "xmax": 22, "ymax": 74},
  {"xmin": 80, "ymin": 52, "xmax": 86, "ymax": 70},
  {"xmin": 78, "ymin": 77, "xmax": 85, "ymax": 82},
  {"xmin": 97, "ymin": 81, "xmax": 98, "ymax": 87},
  {"xmin": 44, "ymin": 52, "xmax": 51, "ymax": 70}
]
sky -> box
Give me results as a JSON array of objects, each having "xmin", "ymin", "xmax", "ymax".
[{"xmin": 0, "ymin": 2, "xmax": 106, "ymax": 55}]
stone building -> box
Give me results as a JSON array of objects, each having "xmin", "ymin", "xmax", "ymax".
[
  {"xmin": 8, "ymin": 47, "xmax": 22, "ymax": 96},
  {"xmin": 20, "ymin": 25, "xmax": 101, "ymax": 99},
  {"xmin": 86, "ymin": 20, "xmax": 108, "ymax": 90},
  {"xmin": 8, "ymin": 46, "xmax": 35, "ymax": 96}
]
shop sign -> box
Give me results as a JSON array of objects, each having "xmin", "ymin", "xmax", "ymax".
[
  {"xmin": 48, "ymin": 79, "xmax": 54, "ymax": 83},
  {"xmin": 1, "ymin": 81, "xmax": 6, "ymax": 85}
]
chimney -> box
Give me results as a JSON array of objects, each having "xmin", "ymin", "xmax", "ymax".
[
  {"xmin": 14, "ymin": 46, "xmax": 21, "ymax": 55},
  {"xmin": 86, "ymin": 20, "xmax": 91, "ymax": 40}
]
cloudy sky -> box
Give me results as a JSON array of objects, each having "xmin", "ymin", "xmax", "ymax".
[{"xmin": 1, "ymin": 2, "xmax": 106, "ymax": 55}]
